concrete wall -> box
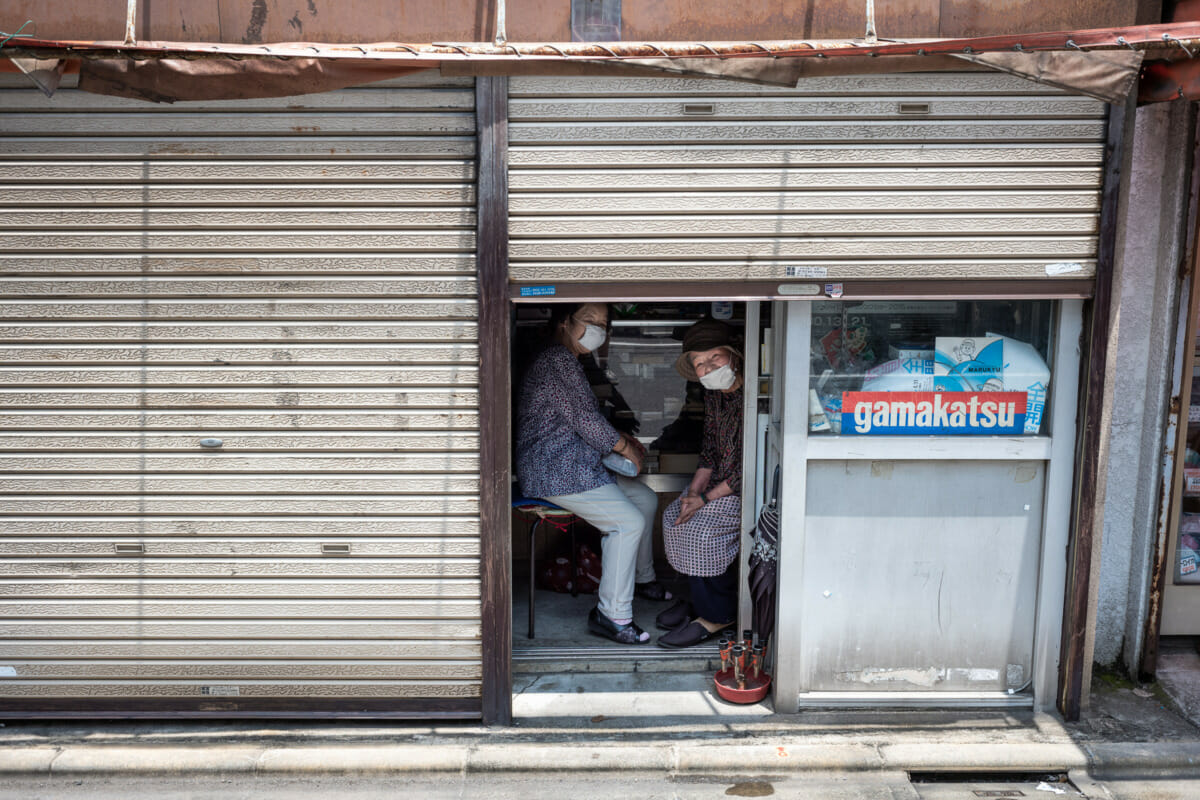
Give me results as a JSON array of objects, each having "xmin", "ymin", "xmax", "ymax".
[{"xmin": 1091, "ymin": 100, "xmax": 1193, "ymax": 679}]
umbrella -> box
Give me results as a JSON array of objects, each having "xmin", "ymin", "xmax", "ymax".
[{"xmin": 747, "ymin": 467, "xmax": 780, "ymax": 648}]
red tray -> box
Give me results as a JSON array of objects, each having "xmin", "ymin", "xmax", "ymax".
[{"xmin": 714, "ymin": 668, "xmax": 771, "ymax": 704}]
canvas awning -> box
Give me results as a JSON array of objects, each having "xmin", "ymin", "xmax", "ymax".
[{"xmin": 3, "ymin": 20, "xmax": 1198, "ymax": 104}]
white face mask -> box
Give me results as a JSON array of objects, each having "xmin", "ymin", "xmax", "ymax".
[
  {"xmin": 699, "ymin": 363, "xmax": 736, "ymax": 391},
  {"xmin": 577, "ymin": 323, "xmax": 606, "ymax": 353}
]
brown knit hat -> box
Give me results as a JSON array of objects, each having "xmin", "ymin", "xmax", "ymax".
[{"xmin": 674, "ymin": 318, "xmax": 743, "ymax": 382}]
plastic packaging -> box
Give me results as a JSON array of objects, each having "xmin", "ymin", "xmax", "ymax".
[
  {"xmin": 861, "ymin": 357, "xmax": 935, "ymax": 392},
  {"xmin": 808, "ymin": 388, "xmax": 832, "ymax": 432},
  {"xmin": 601, "ymin": 451, "xmax": 638, "ymax": 477},
  {"xmin": 986, "ymin": 332, "xmax": 1052, "ymax": 435},
  {"xmin": 1180, "ymin": 514, "xmax": 1200, "ymax": 583},
  {"xmin": 934, "ymin": 337, "xmax": 1004, "ymax": 392}
]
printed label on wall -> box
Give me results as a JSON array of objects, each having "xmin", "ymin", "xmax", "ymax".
[{"xmin": 841, "ymin": 391, "xmax": 1027, "ymax": 435}]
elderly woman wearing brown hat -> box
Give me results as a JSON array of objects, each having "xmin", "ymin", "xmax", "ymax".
[{"xmin": 656, "ymin": 318, "xmax": 745, "ymax": 648}]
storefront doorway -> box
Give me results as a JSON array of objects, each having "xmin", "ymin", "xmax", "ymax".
[{"xmin": 509, "ymin": 301, "xmax": 754, "ymax": 682}]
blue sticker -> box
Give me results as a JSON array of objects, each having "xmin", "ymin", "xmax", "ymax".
[{"xmin": 520, "ymin": 285, "xmax": 557, "ymax": 297}]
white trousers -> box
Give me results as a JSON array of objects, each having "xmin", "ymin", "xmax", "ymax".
[{"xmin": 543, "ymin": 476, "xmax": 658, "ymax": 620}]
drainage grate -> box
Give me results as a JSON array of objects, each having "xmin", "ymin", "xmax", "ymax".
[{"xmin": 908, "ymin": 772, "xmax": 1084, "ymax": 799}]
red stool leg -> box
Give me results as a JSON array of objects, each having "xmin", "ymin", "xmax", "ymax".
[
  {"xmin": 528, "ymin": 516, "xmax": 540, "ymax": 639},
  {"xmin": 568, "ymin": 518, "xmax": 578, "ymax": 598}
]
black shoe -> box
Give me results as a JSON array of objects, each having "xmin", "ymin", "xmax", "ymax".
[
  {"xmin": 587, "ymin": 607, "xmax": 649, "ymax": 645},
  {"xmin": 655, "ymin": 599, "xmax": 693, "ymax": 631},
  {"xmin": 634, "ymin": 580, "xmax": 674, "ymax": 602}
]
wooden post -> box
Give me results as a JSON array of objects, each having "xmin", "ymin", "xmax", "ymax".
[
  {"xmin": 476, "ymin": 76, "xmax": 512, "ymax": 726},
  {"xmin": 1057, "ymin": 97, "xmax": 1131, "ymax": 721}
]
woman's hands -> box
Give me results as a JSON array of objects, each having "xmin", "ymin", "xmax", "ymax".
[
  {"xmin": 676, "ymin": 493, "xmax": 705, "ymax": 525},
  {"xmin": 678, "ymin": 466, "xmax": 715, "ymax": 525},
  {"xmin": 675, "ymin": 471, "xmax": 731, "ymax": 526},
  {"xmin": 613, "ymin": 433, "xmax": 645, "ymax": 474}
]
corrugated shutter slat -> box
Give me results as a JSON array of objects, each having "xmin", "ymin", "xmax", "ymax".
[{"xmin": 0, "ymin": 75, "xmax": 481, "ymax": 707}]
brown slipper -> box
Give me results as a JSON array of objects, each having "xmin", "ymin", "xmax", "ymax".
[
  {"xmin": 655, "ymin": 599, "xmax": 693, "ymax": 631},
  {"xmin": 656, "ymin": 619, "xmax": 723, "ymax": 649}
]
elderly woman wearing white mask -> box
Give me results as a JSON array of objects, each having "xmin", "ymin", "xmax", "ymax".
[
  {"xmin": 656, "ymin": 318, "xmax": 745, "ymax": 649},
  {"xmin": 515, "ymin": 303, "xmax": 672, "ymax": 645}
]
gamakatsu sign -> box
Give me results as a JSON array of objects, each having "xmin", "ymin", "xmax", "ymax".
[{"xmin": 842, "ymin": 391, "xmax": 1028, "ymax": 435}]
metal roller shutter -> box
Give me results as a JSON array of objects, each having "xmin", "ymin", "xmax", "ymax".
[
  {"xmin": 508, "ymin": 73, "xmax": 1107, "ymax": 285},
  {"xmin": 0, "ymin": 72, "xmax": 482, "ymax": 714}
]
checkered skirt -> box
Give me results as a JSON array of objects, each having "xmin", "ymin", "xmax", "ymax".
[{"xmin": 662, "ymin": 494, "xmax": 742, "ymax": 577}]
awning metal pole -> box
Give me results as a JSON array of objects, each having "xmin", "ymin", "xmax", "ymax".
[
  {"xmin": 865, "ymin": 0, "xmax": 877, "ymax": 45},
  {"xmin": 494, "ymin": 0, "xmax": 507, "ymax": 47},
  {"xmin": 125, "ymin": 0, "xmax": 136, "ymax": 45}
]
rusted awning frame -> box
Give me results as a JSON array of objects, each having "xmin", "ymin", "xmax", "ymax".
[{"xmin": 3, "ymin": 20, "xmax": 1200, "ymax": 64}]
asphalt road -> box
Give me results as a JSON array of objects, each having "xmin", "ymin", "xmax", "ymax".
[{"xmin": 3, "ymin": 772, "xmax": 1200, "ymax": 799}]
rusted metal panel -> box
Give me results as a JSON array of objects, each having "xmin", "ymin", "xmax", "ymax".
[
  {"xmin": 622, "ymin": 0, "xmax": 942, "ymax": 41},
  {"xmin": 2, "ymin": 0, "xmax": 129, "ymax": 41},
  {"xmin": 1, "ymin": 0, "xmax": 1141, "ymax": 44},
  {"xmin": 8, "ymin": 22, "xmax": 1197, "ymax": 63},
  {"xmin": 0, "ymin": 75, "xmax": 484, "ymax": 709},
  {"xmin": 939, "ymin": 1, "xmax": 1141, "ymax": 37}
]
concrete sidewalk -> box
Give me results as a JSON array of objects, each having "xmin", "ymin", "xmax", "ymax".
[{"xmin": 1, "ymin": 672, "xmax": 1197, "ymax": 780}]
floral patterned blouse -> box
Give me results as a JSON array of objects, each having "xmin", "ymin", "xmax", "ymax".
[
  {"xmin": 515, "ymin": 344, "xmax": 621, "ymax": 499},
  {"xmin": 699, "ymin": 386, "xmax": 743, "ymax": 495}
]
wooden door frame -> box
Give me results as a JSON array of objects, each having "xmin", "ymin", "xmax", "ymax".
[
  {"xmin": 1056, "ymin": 97, "xmax": 1132, "ymax": 721},
  {"xmin": 477, "ymin": 76, "xmax": 513, "ymax": 726}
]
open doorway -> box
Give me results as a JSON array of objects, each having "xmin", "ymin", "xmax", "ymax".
[{"xmin": 509, "ymin": 300, "xmax": 760, "ymax": 681}]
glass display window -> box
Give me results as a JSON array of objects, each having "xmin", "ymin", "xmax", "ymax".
[
  {"xmin": 1175, "ymin": 329, "xmax": 1200, "ymax": 586},
  {"xmin": 806, "ymin": 300, "xmax": 1056, "ymax": 436},
  {"xmin": 512, "ymin": 301, "xmax": 745, "ymax": 472}
]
